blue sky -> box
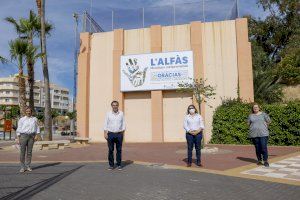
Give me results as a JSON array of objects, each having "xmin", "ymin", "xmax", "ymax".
[{"xmin": 0, "ymin": 0, "xmax": 267, "ymax": 96}]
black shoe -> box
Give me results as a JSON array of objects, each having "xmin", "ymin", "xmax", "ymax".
[
  {"xmin": 117, "ymin": 166, "xmax": 123, "ymax": 171},
  {"xmin": 107, "ymin": 166, "xmax": 114, "ymax": 170},
  {"xmin": 186, "ymin": 163, "xmax": 192, "ymax": 167},
  {"xmin": 196, "ymin": 163, "xmax": 203, "ymax": 167},
  {"xmin": 264, "ymin": 162, "xmax": 269, "ymax": 167},
  {"xmin": 257, "ymin": 161, "xmax": 263, "ymax": 166}
]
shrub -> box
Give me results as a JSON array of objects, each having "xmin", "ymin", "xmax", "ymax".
[{"xmin": 210, "ymin": 100, "xmax": 300, "ymax": 146}]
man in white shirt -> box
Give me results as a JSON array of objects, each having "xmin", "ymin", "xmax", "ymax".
[
  {"xmin": 104, "ymin": 101, "xmax": 126, "ymax": 170},
  {"xmin": 16, "ymin": 107, "xmax": 40, "ymax": 173}
]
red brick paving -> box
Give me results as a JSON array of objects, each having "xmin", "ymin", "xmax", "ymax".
[{"xmin": 0, "ymin": 142, "xmax": 299, "ymax": 171}]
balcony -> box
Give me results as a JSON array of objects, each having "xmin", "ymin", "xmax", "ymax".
[
  {"xmin": 0, "ymin": 101, "xmax": 18, "ymax": 106},
  {"xmin": 0, "ymin": 93, "xmax": 19, "ymax": 98},
  {"xmin": 0, "ymin": 85, "xmax": 19, "ymax": 90}
]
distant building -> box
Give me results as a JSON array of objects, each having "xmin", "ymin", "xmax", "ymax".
[{"xmin": 0, "ymin": 76, "xmax": 70, "ymax": 114}]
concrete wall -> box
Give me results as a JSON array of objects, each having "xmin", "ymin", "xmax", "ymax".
[
  {"xmin": 202, "ymin": 20, "xmax": 239, "ymax": 142},
  {"xmin": 123, "ymin": 28, "xmax": 152, "ymax": 142},
  {"xmin": 88, "ymin": 32, "xmax": 114, "ymax": 142},
  {"xmin": 77, "ymin": 18, "xmax": 253, "ymax": 143}
]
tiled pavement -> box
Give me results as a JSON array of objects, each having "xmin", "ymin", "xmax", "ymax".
[
  {"xmin": 242, "ymin": 155, "xmax": 300, "ymax": 181},
  {"xmin": 0, "ymin": 163, "xmax": 300, "ymax": 200},
  {"xmin": 1, "ymin": 142, "xmax": 299, "ymax": 171}
]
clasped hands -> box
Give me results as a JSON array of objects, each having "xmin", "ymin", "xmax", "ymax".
[{"xmin": 188, "ymin": 129, "xmax": 202, "ymax": 135}]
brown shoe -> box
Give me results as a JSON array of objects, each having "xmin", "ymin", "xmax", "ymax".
[{"xmin": 187, "ymin": 163, "xmax": 192, "ymax": 167}]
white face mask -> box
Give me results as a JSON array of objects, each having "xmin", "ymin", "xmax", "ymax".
[{"xmin": 189, "ymin": 108, "xmax": 196, "ymax": 114}]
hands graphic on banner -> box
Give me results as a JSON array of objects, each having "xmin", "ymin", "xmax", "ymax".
[{"xmin": 122, "ymin": 58, "xmax": 148, "ymax": 87}]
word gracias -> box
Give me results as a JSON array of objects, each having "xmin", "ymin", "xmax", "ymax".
[{"xmin": 151, "ymin": 55, "xmax": 188, "ymax": 66}]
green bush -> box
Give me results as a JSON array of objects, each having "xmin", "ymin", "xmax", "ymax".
[{"xmin": 210, "ymin": 100, "xmax": 300, "ymax": 146}]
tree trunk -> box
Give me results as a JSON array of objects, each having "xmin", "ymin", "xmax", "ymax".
[
  {"xmin": 27, "ymin": 37, "xmax": 35, "ymax": 114},
  {"xmin": 27, "ymin": 60, "xmax": 35, "ymax": 113},
  {"xmin": 18, "ymin": 56, "xmax": 26, "ymax": 116},
  {"xmin": 40, "ymin": 0, "xmax": 52, "ymax": 141},
  {"xmin": 36, "ymin": 0, "xmax": 41, "ymax": 15}
]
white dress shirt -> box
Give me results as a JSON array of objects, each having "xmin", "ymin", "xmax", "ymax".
[
  {"xmin": 104, "ymin": 111, "xmax": 126, "ymax": 133},
  {"xmin": 16, "ymin": 116, "xmax": 40, "ymax": 136},
  {"xmin": 183, "ymin": 113, "xmax": 205, "ymax": 132}
]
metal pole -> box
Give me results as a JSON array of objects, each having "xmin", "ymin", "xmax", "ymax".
[
  {"xmin": 202, "ymin": 0, "xmax": 205, "ymax": 22},
  {"xmin": 237, "ymin": 0, "xmax": 240, "ymax": 18},
  {"xmin": 83, "ymin": 12, "xmax": 87, "ymax": 32},
  {"xmin": 112, "ymin": 10, "xmax": 114, "ymax": 30},
  {"xmin": 142, "ymin": 7, "xmax": 145, "ymax": 28},
  {"xmin": 90, "ymin": 0, "xmax": 93, "ymax": 32},
  {"xmin": 173, "ymin": 3, "xmax": 176, "ymax": 25}
]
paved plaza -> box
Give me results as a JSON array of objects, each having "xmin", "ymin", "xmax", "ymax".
[
  {"xmin": 0, "ymin": 142, "xmax": 299, "ymax": 199},
  {"xmin": 0, "ymin": 162, "xmax": 300, "ymax": 200},
  {"xmin": 242, "ymin": 155, "xmax": 300, "ymax": 181}
]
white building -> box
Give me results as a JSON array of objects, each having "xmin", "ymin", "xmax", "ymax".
[{"xmin": 0, "ymin": 76, "xmax": 70, "ymax": 113}]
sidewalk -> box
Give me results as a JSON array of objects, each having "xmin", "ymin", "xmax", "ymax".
[{"xmin": 0, "ymin": 142, "xmax": 299, "ymax": 171}]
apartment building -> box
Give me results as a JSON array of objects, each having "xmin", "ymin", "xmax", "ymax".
[{"xmin": 0, "ymin": 76, "xmax": 70, "ymax": 113}]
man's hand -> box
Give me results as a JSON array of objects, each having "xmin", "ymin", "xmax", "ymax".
[
  {"xmin": 189, "ymin": 129, "xmax": 202, "ymax": 135},
  {"xmin": 104, "ymin": 131, "xmax": 108, "ymax": 140},
  {"xmin": 16, "ymin": 137, "xmax": 20, "ymax": 145},
  {"xmin": 34, "ymin": 135, "xmax": 38, "ymax": 142}
]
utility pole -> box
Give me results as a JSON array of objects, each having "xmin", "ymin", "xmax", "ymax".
[{"xmin": 72, "ymin": 12, "xmax": 79, "ymax": 134}]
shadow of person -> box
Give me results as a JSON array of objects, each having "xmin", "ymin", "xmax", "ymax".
[
  {"xmin": 236, "ymin": 157, "xmax": 257, "ymax": 163},
  {"xmin": 182, "ymin": 158, "xmax": 197, "ymax": 164},
  {"xmin": 32, "ymin": 162, "xmax": 61, "ymax": 170},
  {"xmin": 122, "ymin": 160, "xmax": 134, "ymax": 168}
]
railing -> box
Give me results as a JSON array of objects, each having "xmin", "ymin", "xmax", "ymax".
[{"xmin": 81, "ymin": 0, "xmax": 240, "ymax": 33}]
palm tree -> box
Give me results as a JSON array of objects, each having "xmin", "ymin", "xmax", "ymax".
[
  {"xmin": 36, "ymin": 0, "xmax": 53, "ymax": 141},
  {"xmin": 9, "ymin": 39, "xmax": 28, "ymax": 116},
  {"xmin": 5, "ymin": 10, "xmax": 53, "ymax": 113},
  {"xmin": 0, "ymin": 55, "xmax": 7, "ymax": 64}
]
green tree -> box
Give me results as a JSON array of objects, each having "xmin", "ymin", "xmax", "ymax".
[
  {"xmin": 9, "ymin": 39, "xmax": 28, "ymax": 116},
  {"xmin": 248, "ymin": 0, "xmax": 300, "ymax": 103},
  {"xmin": 177, "ymin": 78, "xmax": 216, "ymax": 113},
  {"xmin": 5, "ymin": 10, "xmax": 53, "ymax": 112}
]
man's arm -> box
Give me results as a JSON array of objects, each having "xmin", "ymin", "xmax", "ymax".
[
  {"xmin": 34, "ymin": 118, "xmax": 40, "ymax": 141},
  {"xmin": 16, "ymin": 118, "xmax": 23, "ymax": 144},
  {"xmin": 103, "ymin": 113, "xmax": 109, "ymax": 139},
  {"xmin": 121, "ymin": 113, "xmax": 126, "ymax": 134}
]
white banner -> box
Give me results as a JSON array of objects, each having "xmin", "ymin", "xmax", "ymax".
[{"xmin": 120, "ymin": 51, "xmax": 194, "ymax": 92}]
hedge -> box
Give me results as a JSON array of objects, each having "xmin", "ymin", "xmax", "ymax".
[{"xmin": 210, "ymin": 100, "xmax": 300, "ymax": 146}]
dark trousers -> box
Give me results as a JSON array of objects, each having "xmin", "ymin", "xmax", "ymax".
[
  {"xmin": 107, "ymin": 132, "xmax": 123, "ymax": 167},
  {"xmin": 186, "ymin": 132, "xmax": 202, "ymax": 164},
  {"xmin": 252, "ymin": 136, "xmax": 269, "ymax": 162},
  {"xmin": 20, "ymin": 134, "xmax": 35, "ymax": 169}
]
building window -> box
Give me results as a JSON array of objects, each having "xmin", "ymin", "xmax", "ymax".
[{"xmin": 5, "ymin": 99, "xmax": 10, "ymax": 102}]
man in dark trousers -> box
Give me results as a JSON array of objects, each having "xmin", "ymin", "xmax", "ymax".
[{"xmin": 104, "ymin": 101, "xmax": 126, "ymax": 170}]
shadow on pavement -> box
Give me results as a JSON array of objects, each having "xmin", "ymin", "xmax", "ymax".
[
  {"xmin": 122, "ymin": 160, "xmax": 133, "ymax": 168},
  {"xmin": 1, "ymin": 164, "xmax": 83, "ymax": 200},
  {"xmin": 32, "ymin": 162, "xmax": 61, "ymax": 170},
  {"xmin": 182, "ymin": 158, "xmax": 199, "ymax": 164},
  {"xmin": 236, "ymin": 157, "xmax": 257, "ymax": 163}
]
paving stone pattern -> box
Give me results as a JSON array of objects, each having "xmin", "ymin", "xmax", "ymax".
[
  {"xmin": 0, "ymin": 163, "xmax": 299, "ymax": 200},
  {"xmin": 242, "ymin": 155, "xmax": 300, "ymax": 181}
]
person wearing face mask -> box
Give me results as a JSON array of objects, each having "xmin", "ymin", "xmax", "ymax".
[
  {"xmin": 183, "ymin": 105, "xmax": 205, "ymax": 167},
  {"xmin": 248, "ymin": 103, "xmax": 271, "ymax": 167}
]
